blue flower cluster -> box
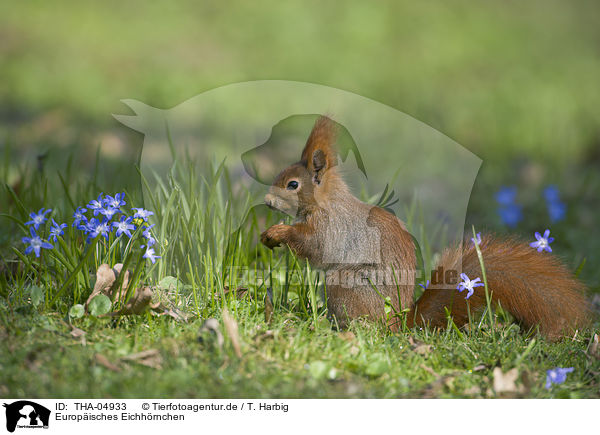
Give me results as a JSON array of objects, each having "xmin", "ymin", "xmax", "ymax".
[
  {"xmin": 545, "ymin": 367, "xmax": 573, "ymax": 389},
  {"xmin": 22, "ymin": 208, "xmax": 55, "ymax": 257},
  {"xmin": 74, "ymin": 193, "xmax": 146, "ymax": 243},
  {"xmin": 495, "ymin": 186, "xmax": 522, "ymax": 227},
  {"xmin": 495, "ymin": 185, "xmax": 567, "ymax": 227},
  {"xmin": 544, "ymin": 185, "xmax": 566, "ymax": 223},
  {"xmin": 22, "ymin": 193, "xmax": 161, "ymax": 264}
]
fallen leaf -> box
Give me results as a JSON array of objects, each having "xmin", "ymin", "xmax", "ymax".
[
  {"xmin": 70, "ymin": 327, "xmax": 87, "ymax": 345},
  {"xmin": 85, "ymin": 264, "xmax": 163, "ymax": 317},
  {"xmin": 473, "ymin": 364, "xmax": 488, "ymax": 372},
  {"xmin": 222, "ymin": 308, "xmax": 242, "ymax": 358},
  {"xmin": 493, "ymin": 367, "xmax": 526, "ymax": 396},
  {"xmin": 109, "ymin": 286, "xmax": 154, "ymax": 316},
  {"xmin": 464, "ymin": 385, "xmax": 481, "ymax": 396},
  {"xmin": 198, "ymin": 318, "xmax": 224, "ymax": 349},
  {"xmin": 94, "ymin": 353, "xmax": 121, "ymax": 372},
  {"xmin": 121, "ymin": 349, "xmax": 163, "ymax": 369},
  {"xmin": 409, "ymin": 337, "xmax": 432, "ymax": 355},
  {"xmin": 85, "ymin": 264, "xmax": 127, "ymax": 309},
  {"xmin": 70, "ymin": 327, "xmax": 86, "ymax": 339}
]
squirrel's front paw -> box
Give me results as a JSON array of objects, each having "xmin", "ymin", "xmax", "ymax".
[{"xmin": 260, "ymin": 224, "xmax": 289, "ymax": 249}]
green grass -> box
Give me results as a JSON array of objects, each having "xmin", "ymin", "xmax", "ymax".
[
  {"xmin": 1, "ymin": 303, "xmax": 598, "ymax": 398},
  {"xmin": 0, "ymin": 144, "xmax": 598, "ymax": 398},
  {"xmin": 1, "ymin": 1, "xmax": 599, "ymax": 399}
]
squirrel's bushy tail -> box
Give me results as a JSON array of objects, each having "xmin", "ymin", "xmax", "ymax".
[{"xmin": 413, "ymin": 234, "xmax": 592, "ymax": 340}]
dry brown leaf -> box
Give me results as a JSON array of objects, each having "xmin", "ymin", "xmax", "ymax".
[
  {"xmin": 70, "ymin": 327, "xmax": 86, "ymax": 338},
  {"xmin": 493, "ymin": 367, "xmax": 526, "ymax": 396},
  {"xmin": 198, "ymin": 318, "xmax": 224, "ymax": 349},
  {"xmin": 85, "ymin": 264, "xmax": 118, "ymax": 308},
  {"xmin": 464, "ymin": 385, "xmax": 481, "ymax": 396},
  {"xmin": 409, "ymin": 337, "xmax": 432, "ymax": 355},
  {"xmin": 70, "ymin": 327, "xmax": 87, "ymax": 345},
  {"xmin": 94, "ymin": 353, "xmax": 121, "ymax": 372},
  {"xmin": 109, "ymin": 286, "xmax": 154, "ymax": 316},
  {"xmin": 414, "ymin": 343, "xmax": 432, "ymax": 355},
  {"xmin": 86, "ymin": 264, "xmax": 166, "ymax": 317},
  {"xmin": 85, "ymin": 263, "xmax": 131, "ymax": 308},
  {"xmin": 222, "ymin": 308, "xmax": 242, "ymax": 358},
  {"xmin": 121, "ymin": 349, "xmax": 163, "ymax": 369}
]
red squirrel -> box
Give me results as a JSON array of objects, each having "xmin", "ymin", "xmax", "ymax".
[{"xmin": 260, "ymin": 116, "xmax": 592, "ymax": 340}]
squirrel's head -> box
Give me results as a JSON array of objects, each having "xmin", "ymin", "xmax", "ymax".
[{"xmin": 264, "ymin": 116, "xmax": 340, "ymax": 217}]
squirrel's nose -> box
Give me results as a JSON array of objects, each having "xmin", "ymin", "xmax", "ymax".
[{"xmin": 264, "ymin": 194, "xmax": 275, "ymax": 209}]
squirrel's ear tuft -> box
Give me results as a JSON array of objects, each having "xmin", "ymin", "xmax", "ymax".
[{"xmin": 301, "ymin": 116, "xmax": 338, "ymax": 181}]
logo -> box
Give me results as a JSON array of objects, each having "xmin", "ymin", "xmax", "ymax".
[{"xmin": 3, "ymin": 401, "xmax": 50, "ymax": 433}]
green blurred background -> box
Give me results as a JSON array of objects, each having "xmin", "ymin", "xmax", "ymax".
[{"xmin": 1, "ymin": 0, "xmax": 599, "ymax": 283}]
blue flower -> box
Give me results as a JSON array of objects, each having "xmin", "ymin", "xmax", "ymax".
[
  {"xmin": 142, "ymin": 224, "xmax": 156, "ymax": 246},
  {"xmin": 498, "ymin": 204, "xmax": 522, "ymax": 227},
  {"xmin": 471, "ymin": 232, "xmax": 482, "ymax": 246},
  {"xmin": 104, "ymin": 192, "xmax": 126, "ymax": 209},
  {"xmin": 545, "ymin": 367, "xmax": 573, "ymax": 389},
  {"xmin": 84, "ymin": 217, "xmax": 99, "ymax": 234},
  {"xmin": 49, "ymin": 219, "xmax": 68, "ymax": 242},
  {"xmin": 530, "ymin": 229, "xmax": 554, "ymax": 253},
  {"xmin": 72, "ymin": 206, "xmax": 87, "ymax": 228},
  {"xmin": 141, "ymin": 245, "xmax": 161, "ymax": 264},
  {"xmin": 543, "ymin": 185, "xmax": 561, "ymax": 203},
  {"xmin": 25, "ymin": 208, "xmax": 52, "ymax": 230},
  {"xmin": 543, "ymin": 185, "xmax": 566, "ymax": 223},
  {"xmin": 132, "ymin": 207, "xmax": 154, "ymax": 221},
  {"xmin": 92, "ymin": 219, "xmax": 111, "ymax": 240},
  {"xmin": 112, "ymin": 216, "xmax": 135, "ymax": 238},
  {"xmin": 547, "ymin": 200, "xmax": 566, "ymax": 223},
  {"xmin": 22, "ymin": 228, "xmax": 53, "ymax": 257},
  {"xmin": 88, "ymin": 194, "xmax": 105, "ymax": 216},
  {"xmin": 84, "ymin": 218, "xmax": 110, "ymax": 241},
  {"xmin": 99, "ymin": 206, "xmax": 120, "ymax": 220},
  {"xmin": 495, "ymin": 186, "xmax": 517, "ymax": 205},
  {"xmin": 456, "ymin": 273, "xmax": 484, "ymax": 299},
  {"xmin": 418, "ymin": 280, "xmax": 430, "ymax": 290}
]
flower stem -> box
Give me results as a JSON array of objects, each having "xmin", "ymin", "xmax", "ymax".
[{"xmin": 471, "ymin": 226, "xmax": 495, "ymax": 341}]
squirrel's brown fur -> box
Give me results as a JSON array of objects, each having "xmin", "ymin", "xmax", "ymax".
[{"xmin": 261, "ymin": 116, "xmax": 592, "ymax": 340}]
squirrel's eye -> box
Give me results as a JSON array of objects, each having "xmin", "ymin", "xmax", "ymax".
[{"xmin": 286, "ymin": 180, "xmax": 299, "ymax": 190}]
